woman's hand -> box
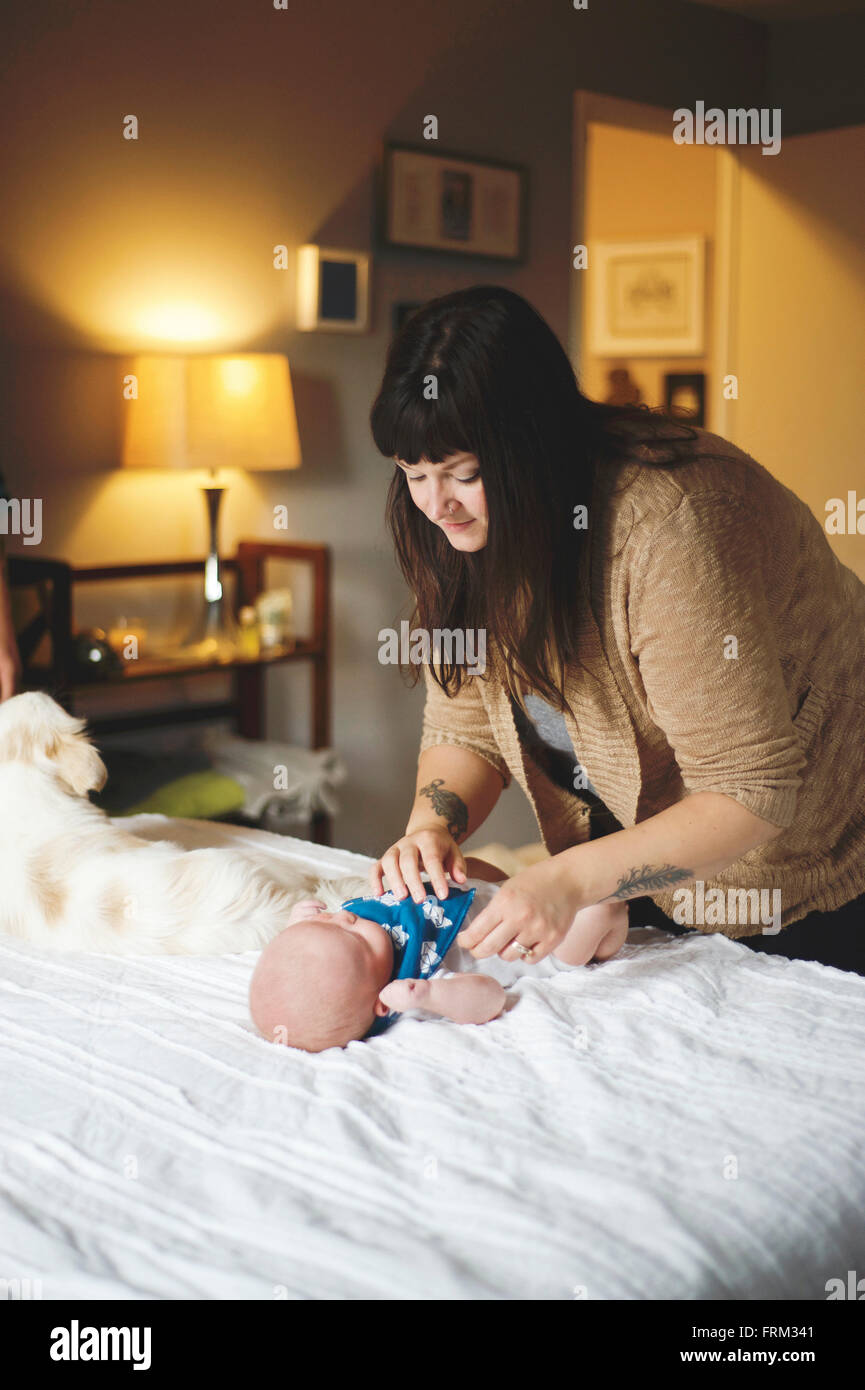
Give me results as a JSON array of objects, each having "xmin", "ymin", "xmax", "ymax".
[
  {"xmin": 0, "ymin": 564, "xmax": 20, "ymax": 702},
  {"xmin": 369, "ymin": 823, "xmax": 468, "ymax": 903},
  {"xmin": 456, "ymin": 856, "xmax": 583, "ymax": 963},
  {"xmin": 0, "ymin": 637, "xmax": 20, "ymax": 702}
]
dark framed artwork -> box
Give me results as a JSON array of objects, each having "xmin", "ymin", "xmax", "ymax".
[
  {"xmin": 664, "ymin": 371, "xmax": 706, "ymax": 426},
  {"xmin": 392, "ymin": 301, "xmax": 423, "ymax": 334},
  {"xmin": 380, "ymin": 142, "xmax": 528, "ymax": 263}
]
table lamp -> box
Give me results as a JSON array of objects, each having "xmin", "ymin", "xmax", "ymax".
[{"xmin": 121, "ymin": 353, "xmax": 302, "ymax": 660}]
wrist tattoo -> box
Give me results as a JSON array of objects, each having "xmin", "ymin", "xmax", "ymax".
[
  {"xmin": 601, "ymin": 864, "xmax": 693, "ymax": 901},
  {"xmin": 418, "ymin": 778, "xmax": 469, "ymax": 841}
]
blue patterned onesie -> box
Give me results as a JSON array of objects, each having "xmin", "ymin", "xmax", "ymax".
[{"xmin": 339, "ymin": 886, "xmax": 477, "ymax": 1038}]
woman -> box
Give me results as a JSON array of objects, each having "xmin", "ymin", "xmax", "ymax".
[{"xmin": 368, "ymin": 286, "xmax": 865, "ymax": 975}]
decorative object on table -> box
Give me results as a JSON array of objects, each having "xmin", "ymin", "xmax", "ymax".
[
  {"xmin": 588, "ymin": 236, "xmax": 705, "ymax": 356},
  {"xmin": 236, "ymin": 606, "xmax": 261, "ymax": 659},
  {"xmin": 71, "ymin": 628, "xmax": 123, "ymax": 680},
  {"xmin": 603, "ymin": 365, "xmax": 643, "ymax": 406},
  {"xmin": 296, "ymin": 244, "xmax": 370, "ymax": 332},
  {"xmin": 663, "ymin": 371, "xmax": 706, "ymax": 427},
  {"xmin": 392, "ymin": 301, "xmax": 423, "ymax": 334},
  {"xmin": 255, "ymin": 587, "xmax": 294, "ymax": 652},
  {"xmin": 121, "ymin": 354, "xmax": 302, "ymax": 663},
  {"xmin": 380, "ymin": 142, "xmax": 527, "ymax": 262},
  {"xmin": 201, "ymin": 730, "xmax": 346, "ymax": 831},
  {"xmin": 106, "ymin": 616, "xmax": 148, "ymax": 661}
]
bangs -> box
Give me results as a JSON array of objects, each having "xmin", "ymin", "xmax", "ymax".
[{"xmin": 371, "ymin": 383, "xmax": 475, "ymax": 467}]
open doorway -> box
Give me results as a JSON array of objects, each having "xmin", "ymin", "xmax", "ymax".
[
  {"xmin": 570, "ymin": 91, "xmax": 736, "ymax": 438},
  {"xmin": 571, "ymin": 91, "xmax": 865, "ymax": 583}
]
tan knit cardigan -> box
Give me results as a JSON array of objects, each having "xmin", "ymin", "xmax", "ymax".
[{"xmin": 419, "ymin": 428, "xmax": 865, "ymax": 934}]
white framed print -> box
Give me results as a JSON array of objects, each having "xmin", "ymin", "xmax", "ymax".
[
  {"xmin": 296, "ymin": 244, "xmax": 370, "ymax": 333},
  {"xmin": 588, "ymin": 236, "xmax": 705, "ymax": 356},
  {"xmin": 381, "ymin": 142, "xmax": 527, "ymax": 262}
]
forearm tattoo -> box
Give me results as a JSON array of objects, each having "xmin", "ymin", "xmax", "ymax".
[
  {"xmin": 601, "ymin": 864, "xmax": 693, "ymax": 901},
  {"xmin": 418, "ymin": 778, "xmax": 469, "ymax": 841}
]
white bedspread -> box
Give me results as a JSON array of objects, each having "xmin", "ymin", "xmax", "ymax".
[{"xmin": 1, "ymin": 816, "xmax": 863, "ymax": 1301}]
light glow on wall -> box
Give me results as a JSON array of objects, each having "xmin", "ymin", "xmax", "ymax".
[
  {"xmin": 135, "ymin": 302, "xmax": 225, "ymax": 344},
  {"xmin": 6, "ymin": 200, "xmax": 284, "ymax": 351}
]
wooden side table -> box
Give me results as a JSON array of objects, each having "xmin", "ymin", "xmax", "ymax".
[{"xmin": 7, "ymin": 540, "xmax": 334, "ymax": 844}]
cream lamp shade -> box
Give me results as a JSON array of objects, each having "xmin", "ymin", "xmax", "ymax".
[
  {"xmin": 119, "ymin": 353, "xmax": 301, "ymax": 662},
  {"xmin": 122, "ymin": 353, "xmax": 302, "ymax": 472}
]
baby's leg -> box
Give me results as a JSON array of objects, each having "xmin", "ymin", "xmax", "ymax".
[
  {"xmin": 553, "ymin": 900, "xmax": 629, "ymax": 966},
  {"xmin": 380, "ymin": 973, "xmax": 506, "ymax": 1024},
  {"xmin": 460, "ymin": 856, "xmax": 509, "ymax": 883}
]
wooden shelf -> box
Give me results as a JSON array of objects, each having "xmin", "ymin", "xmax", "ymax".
[
  {"xmin": 62, "ymin": 640, "xmax": 320, "ymax": 688},
  {"xmin": 8, "ymin": 540, "xmax": 333, "ymax": 843}
]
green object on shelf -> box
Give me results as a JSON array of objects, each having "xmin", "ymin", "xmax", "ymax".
[{"xmin": 122, "ymin": 771, "xmax": 247, "ymax": 821}]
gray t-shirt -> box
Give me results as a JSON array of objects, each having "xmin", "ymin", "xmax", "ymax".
[{"xmin": 521, "ymin": 693, "xmax": 597, "ymax": 795}]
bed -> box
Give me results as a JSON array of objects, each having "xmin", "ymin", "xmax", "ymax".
[{"xmin": 2, "ymin": 815, "xmax": 863, "ymax": 1301}]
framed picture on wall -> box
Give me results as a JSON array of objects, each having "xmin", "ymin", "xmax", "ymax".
[
  {"xmin": 664, "ymin": 371, "xmax": 706, "ymax": 426},
  {"xmin": 392, "ymin": 301, "xmax": 423, "ymax": 334},
  {"xmin": 589, "ymin": 236, "xmax": 705, "ymax": 356},
  {"xmin": 380, "ymin": 142, "xmax": 528, "ymax": 262}
]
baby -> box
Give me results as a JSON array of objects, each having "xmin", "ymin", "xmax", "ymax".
[{"xmin": 249, "ymin": 860, "xmax": 629, "ymax": 1052}]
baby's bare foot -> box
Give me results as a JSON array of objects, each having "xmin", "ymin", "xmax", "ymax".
[
  {"xmin": 555, "ymin": 900, "xmax": 629, "ymax": 966},
  {"xmin": 379, "ymin": 978, "xmax": 432, "ymax": 1013}
]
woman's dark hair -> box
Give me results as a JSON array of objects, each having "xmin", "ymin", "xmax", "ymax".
[{"xmin": 369, "ymin": 284, "xmax": 699, "ymax": 708}]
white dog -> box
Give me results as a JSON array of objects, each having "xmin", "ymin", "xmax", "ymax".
[{"xmin": 0, "ymin": 692, "xmax": 364, "ymax": 955}]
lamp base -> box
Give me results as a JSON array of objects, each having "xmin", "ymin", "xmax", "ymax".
[
  {"xmin": 178, "ymin": 483, "xmax": 238, "ymax": 663},
  {"xmin": 181, "ymin": 594, "xmax": 238, "ymax": 664}
]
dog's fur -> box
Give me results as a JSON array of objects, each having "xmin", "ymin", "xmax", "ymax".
[{"xmin": 0, "ymin": 692, "xmax": 367, "ymax": 955}]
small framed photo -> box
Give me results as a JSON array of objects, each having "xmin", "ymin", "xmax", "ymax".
[
  {"xmin": 589, "ymin": 236, "xmax": 705, "ymax": 356},
  {"xmin": 296, "ymin": 244, "xmax": 370, "ymax": 332},
  {"xmin": 380, "ymin": 142, "xmax": 528, "ymax": 262},
  {"xmin": 664, "ymin": 372, "xmax": 706, "ymax": 426}
]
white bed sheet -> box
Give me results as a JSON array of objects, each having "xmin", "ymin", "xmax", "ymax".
[{"xmin": 1, "ymin": 815, "xmax": 863, "ymax": 1301}]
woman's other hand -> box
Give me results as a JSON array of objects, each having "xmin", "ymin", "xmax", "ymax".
[
  {"xmin": 456, "ymin": 856, "xmax": 583, "ymax": 963},
  {"xmin": 370, "ymin": 824, "xmax": 467, "ymax": 903},
  {"xmin": 0, "ymin": 625, "xmax": 20, "ymax": 702},
  {"xmin": 0, "ymin": 650, "xmax": 20, "ymax": 702},
  {"xmin": 0, "ymin": 563, "xmax": 20, "ymax": 702}
]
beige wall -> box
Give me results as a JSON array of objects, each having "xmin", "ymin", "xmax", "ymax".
[
  {"xmin": 579, "ymin": 114, "xmax": 865, "ymax": 588},
  {"xmin": 581, "ymin": 121, "xmax": 717, "ymax": 415},
  {"xmin": 727, "ymin": 125, "xmax": 865, "ymax": 581}
]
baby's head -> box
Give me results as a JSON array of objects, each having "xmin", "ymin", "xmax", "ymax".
[{"xmin": 249, "ymin": 900, "xmax": 395, "ymax": 1052}]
